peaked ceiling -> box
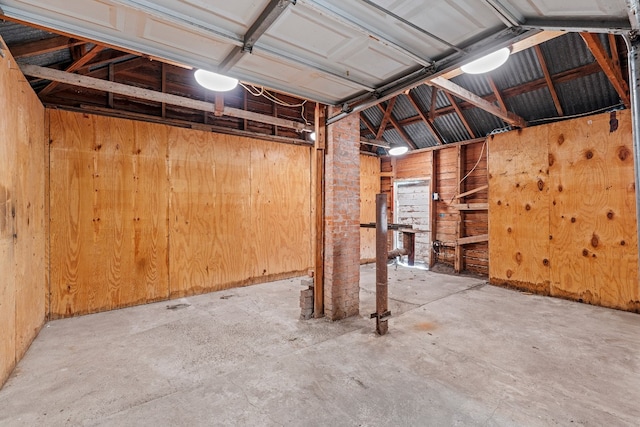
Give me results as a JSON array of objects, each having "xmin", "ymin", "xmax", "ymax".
[{"xmin": 0, "ymin": 0, "xmax": 632, "ymax": 114}]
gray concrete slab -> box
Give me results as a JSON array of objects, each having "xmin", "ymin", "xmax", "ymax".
[{"xmin": 1, "ymin": 265, "xmax": 639, "ymax": 426}]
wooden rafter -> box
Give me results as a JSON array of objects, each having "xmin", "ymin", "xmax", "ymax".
[
  {"xmin": 360, "ymin": 113, "xmax": 378, "ymax": 137},
  {"xmin": 443, "ymin": 91, "xmax": 476, "ymax": 138},
  {"xmin": 608, "ymin": 34, "xmax": 623, "ymax": 81},
  {"xmin": 389, "ymin": 62, "xmax": 601, "ymax": 131},
  {"xmin": 534, "ymin": 45, "xmax": 564, "ymax": 116},
  {"xmin": 375, "ymin": 102, "xmax": 418, "ymax": 149},
  {"xmin": 8, "ymin": 36, "xmax": 84, "ymax": 58},
  {"xmin": 39, "ymin": 44, "xmax": 105, "ymax": 97},
  {"xmin": 487, "ymin": 76, "xmax": 507, "ymax": 113},
  {"xmin": 432, "ymin": 76, "xmax": 527, "ymax": 128},
  {"xmin": 580, "ymin": 32, "xmax": 630, "ymax": 108},
  {"xmin": 376, "ymin": 97, "xmax": 397, "ymax": 139},
  {"xmin": 405, "ymin": 90, "xmax": 444, "ymax": 145},
  {"xmin": 360, "ymin": 113, "xmax": 383, "ymax": 152}
]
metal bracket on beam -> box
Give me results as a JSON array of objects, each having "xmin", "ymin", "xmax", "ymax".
[{"xmin": 219, "ymin": 0, "xmax": 295, "ymax": 72}]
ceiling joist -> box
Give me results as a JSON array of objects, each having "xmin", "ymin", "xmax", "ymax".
[{"xmin": 21, "ymin": 64, "xmax": 312, "ymax": 132}]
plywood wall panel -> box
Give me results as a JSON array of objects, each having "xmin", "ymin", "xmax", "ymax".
[
  {"xmin": 169, "ymin": 128, "xmax": 311, "ymax": 298},
  {"xmin": 0, "ymin": 37, "xmax": 46, "ymax": 388},
  {"xmin": 14, "ymin": 84, "xmax": 46, "ymax": 361},
  {"xmin": 360, "ymin": 155, "xmax": 380, "ymax": 262},
  {"xmin": 168, "ymin": 130, "xmax": 252, "ymax": 296},
  {"xmin": 490, "ymin": 110, "xmax": 639, "ymax": 312},
  {"xmin": 489, "ymin": 126, "xmax": 550, "ymax": 293},
  {"xmin": 0, "ymin": 44, "xmax": 18, "ymax": 386},
  {"xmin": 548, "ymin": 110, "xmax": 638, "ymax": 311},
  {"xmin": 251, "ymin": 139, "xmax": 311, "ymax": 277},
  {"xmin": 49, "ymin": 111, "xmax": 169, "ymax": 318}
]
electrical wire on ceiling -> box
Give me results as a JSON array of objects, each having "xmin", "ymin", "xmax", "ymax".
[
  {"xmin": 527, "ymin": 103, "xmax": 625, "ymax": 125},
  {"xmin": 240, "ymin": 83, "xmax": 310, "ymax": 125}
]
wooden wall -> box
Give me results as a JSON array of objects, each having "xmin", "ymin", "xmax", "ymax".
[
  {"xmin": 0, "ymin": 38, "xmax": 47, "ymax": 388},
  {"xmin": 360, "ymin": 155, "xmax": 380, "ymax": 262},
  {"xmin": 381, "ymin": 140, "xmax": 488, "ymax": 274},
  {"xmin": 489, "ymin": 110, "xmax": 639, "ymax": 312},
  {"xmin": 49, "ymin": 110, "xmax": 311, "ymax": 318},
  {"xmin": 49, "ymin": 111, "xmax": 170, "ymax": 317}
]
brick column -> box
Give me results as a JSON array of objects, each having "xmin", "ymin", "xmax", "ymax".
[{"xmin": 323, "ymin": 107, "xmax": 360, "ymax": 320}]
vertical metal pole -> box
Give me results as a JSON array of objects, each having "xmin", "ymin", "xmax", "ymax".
[
  {"xmin": 375, "ymin": 194, "xmax": 389, "ymax": 335},
  {"xmin": 627, "ymin": 0, "xmax": 640, "ymax": 289}
]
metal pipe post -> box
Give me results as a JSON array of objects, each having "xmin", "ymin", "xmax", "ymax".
[
  {"xmin": 625, "ymin": 30, "xmax": 640, "ymax": 285},
  {"xmin": 374, "ymin": 194, "xmax": 390, "ymax": 335}
]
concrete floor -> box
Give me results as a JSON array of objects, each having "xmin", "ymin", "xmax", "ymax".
[{"xmin": 1, "ymin": 265, "xmax": 639, "ymax": 426}]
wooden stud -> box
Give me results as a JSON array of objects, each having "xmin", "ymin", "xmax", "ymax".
[
  {"xmin": 429, "ymin": 150, "xmax": 437, "ymax": 268},
  {"xmin": 454, "ymin": 144, "xmax": 464, "ymax": 273},
  {"xmin": 313, "ymin": 103, "xmax": 326, "ymax": 318},
  {"xmin": 161, "ymin": 63, "xmax": 166, "ymax": 119},
  {"xmin": 107, "ymin": 63, "xmax": 114, "ymax": 109}
]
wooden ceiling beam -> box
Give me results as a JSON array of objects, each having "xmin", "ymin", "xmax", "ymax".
[
  {"xmin": 39, "ymin": 44, "xmax": 105, "ymax": 97},
  {"xmin": 580, "ymin": 32, "xmax": 630, "ymax": 108},
  {"xmin": 534, "ymin": 45, "xmax": 564, "ymax": 116},
  {"xmin": 376, "ymin": 97, "xmax": 397, "ymax": 139},
  {"xmin": 432, "ymin": 76, "xmax": 527, "ymax": 128},
  {"xmin": 7, "ymin": 35, "xmax": 84, "ymax": 58},
  {"xmin": 405, "ymin": 90, "xmax": 444, "ymax": 144},
  {"xmin": 20, "ymin": 64, "xmax": 312, "ymax": 132}
]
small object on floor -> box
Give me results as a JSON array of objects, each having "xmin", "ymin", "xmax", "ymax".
[
  {"xmin": 220, "ymin": 295, "xmax": 234, "ymax": 299},
  {"xmin": 300, "ymin": 279, "xmax": 314, "ymax": 320},
  {"xmin": 166, "ymin": 303, "xmax": 190, "ymax": 310}
]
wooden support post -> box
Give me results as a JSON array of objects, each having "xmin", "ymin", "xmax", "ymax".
[
  {"xmin": 374, "ymin": 193, "xmax": 390, "ymax": 335},
  {"xmin": 454, "ymin": 145, "xmax": 464, "ymax": 273},
  {"xmin": 313, "ymin": 103, "xmax": 326, "ymax": 318},
  {"xmin": 107, "ymin": 63, "xmax": 114, "ymax": 108},
  {"xmin": 161, "ymin": 63, "xmax": 166, "ymax": 119},
  {"xmin": 429, "ymin": 150, "xmax": 437, "ymax": 268}
]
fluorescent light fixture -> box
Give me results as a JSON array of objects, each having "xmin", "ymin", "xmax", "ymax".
[
  {"xmin": 388, "ymin": 142, "xmax": 408, "ymax": 156},
  {"xmin": 194, "ymin": 69, "xmax": 238, "ymax": 91},
  {"xmin": 460, "ymin": 47, "xmax": 511, "ymax": 74}
]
